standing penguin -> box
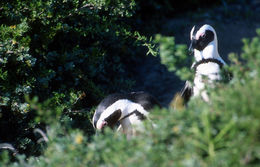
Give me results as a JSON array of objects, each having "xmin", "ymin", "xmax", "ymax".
[
  {"xmin": 92, "ymin": 91, "xmax": 161, "ymax": 138},
  {"xmin": 181, "ymin": 24, "xmax": 227, "ymax": 102}
]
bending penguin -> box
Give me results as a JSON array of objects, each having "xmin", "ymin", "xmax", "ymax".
[
  {"xmin": 92, "ymin": 91, "xmax": 161, "ymax": 138},
  {"xmin": 181, "ymin": 24, "xmax": 228, "ymax": 103}
]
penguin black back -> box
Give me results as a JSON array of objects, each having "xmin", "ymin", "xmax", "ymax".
[{"xmin": 129, "ymin": 92, "xmax": 162, "ymax": 110}]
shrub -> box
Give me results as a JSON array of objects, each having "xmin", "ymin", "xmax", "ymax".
[
  {"xmin": 154, "ymin": 34, "xmax": 192, "ymax": 81},
  {"xmin": 2, "ymin": 28, "xmax": 260, "ymax": 167},
  {"xmin": 0, "ymin": 0, "xmax": 150, "ymax": 156}
]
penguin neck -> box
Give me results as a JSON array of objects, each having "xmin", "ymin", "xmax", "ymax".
[{"xmin": 194, "ymin": 40, "xmax": 225, "ymax": 64}]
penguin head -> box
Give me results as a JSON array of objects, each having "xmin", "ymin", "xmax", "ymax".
[
  {"xmin": 189, "ymin": 24, "xmax": 220, "ymax": 61},
  {"xmin": 94, "ymin": 109, "xmax": 122, "ymax": 130}
]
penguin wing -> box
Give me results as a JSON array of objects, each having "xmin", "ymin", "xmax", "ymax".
[{"xmin": 180, "ymin": 81, "xmax": 193, "ymax": 104}]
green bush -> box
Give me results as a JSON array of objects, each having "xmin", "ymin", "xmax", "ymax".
[
  {"xmin": 0, "ymin": 0, "xmax": 151, "ymax": 156},
  {"xmin": 154, "ymin": 34, "xmax": 192, "ymax": 81},
  {"xmin": 0, "ymin": 0, "xmax": 259, "ymax": 166},
  {"xmin": 2, "ymin": 29, "xmax": 260, "ymax": 167}
]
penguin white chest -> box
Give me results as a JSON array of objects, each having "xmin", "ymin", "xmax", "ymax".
[{"xmin": 193, "ymin": 62, "xmax": 222, "ymax": 97}]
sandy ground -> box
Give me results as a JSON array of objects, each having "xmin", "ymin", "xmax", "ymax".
[{"xmin": 132, "ymin": 3, "xmax": 260, "ymax": 107}]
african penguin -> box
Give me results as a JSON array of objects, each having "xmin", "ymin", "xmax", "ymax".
[
  {"xmin": 181, "ymin": 24, "xmax": 227, "ymax": 102},
  {"xmin": 92, "ymin": 91, "xmax": 161, "ymax": 138}
]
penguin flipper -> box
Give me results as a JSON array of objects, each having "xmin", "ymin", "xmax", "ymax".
[{"xmin": 180, "ymin": 81, "xmax": 193, "ymax": 104}]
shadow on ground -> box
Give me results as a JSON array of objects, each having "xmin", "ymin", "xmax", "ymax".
[{"xmin": 132, "ymin": 55, "xmax": 183, "ymax": 107}]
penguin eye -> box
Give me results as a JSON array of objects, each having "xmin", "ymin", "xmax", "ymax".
[{"xmin": 201, "ymin": 33, "xmax": 206, "ymax": 38}]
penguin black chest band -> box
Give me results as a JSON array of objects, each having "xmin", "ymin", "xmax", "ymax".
[{"xmin": 192, "ymin": 58, "xmax": 223, "ymax": 71}]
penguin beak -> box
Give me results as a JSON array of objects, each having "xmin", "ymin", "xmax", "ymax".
[
  {"xmin": 189, "ymin": 26, "xmax": 196, "ymax": 54},
  {"xmin": 190, "ymin": 26, "xmax": 196, "ymax": 41},
  {"xmin": 189, "ymin": 38, "xmax": 197, "ymax": 52},
  {"xmin": 99, "ymin": 120, "xmax": 108, "ymax": 129}
]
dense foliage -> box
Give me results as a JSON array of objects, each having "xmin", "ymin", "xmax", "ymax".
[
  {"xmin": 0, "ymin": 0, "xmax": 146, "ymax": 156},
  {"xmin": 0, "ymin": 0, "xmax": 259, "ymax": 166},
  {"xmin": 1, "ymin": 27, "xmax": 260, "ymax": 167}
]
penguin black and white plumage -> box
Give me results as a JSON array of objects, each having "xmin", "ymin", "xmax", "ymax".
[
  {"xmin": 92, "ymin": 91, "xmax": 161, "ymax": 138},
  {"xmin": 181, "ymin": 24, "xmax": 227, "ymax": 102}
]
